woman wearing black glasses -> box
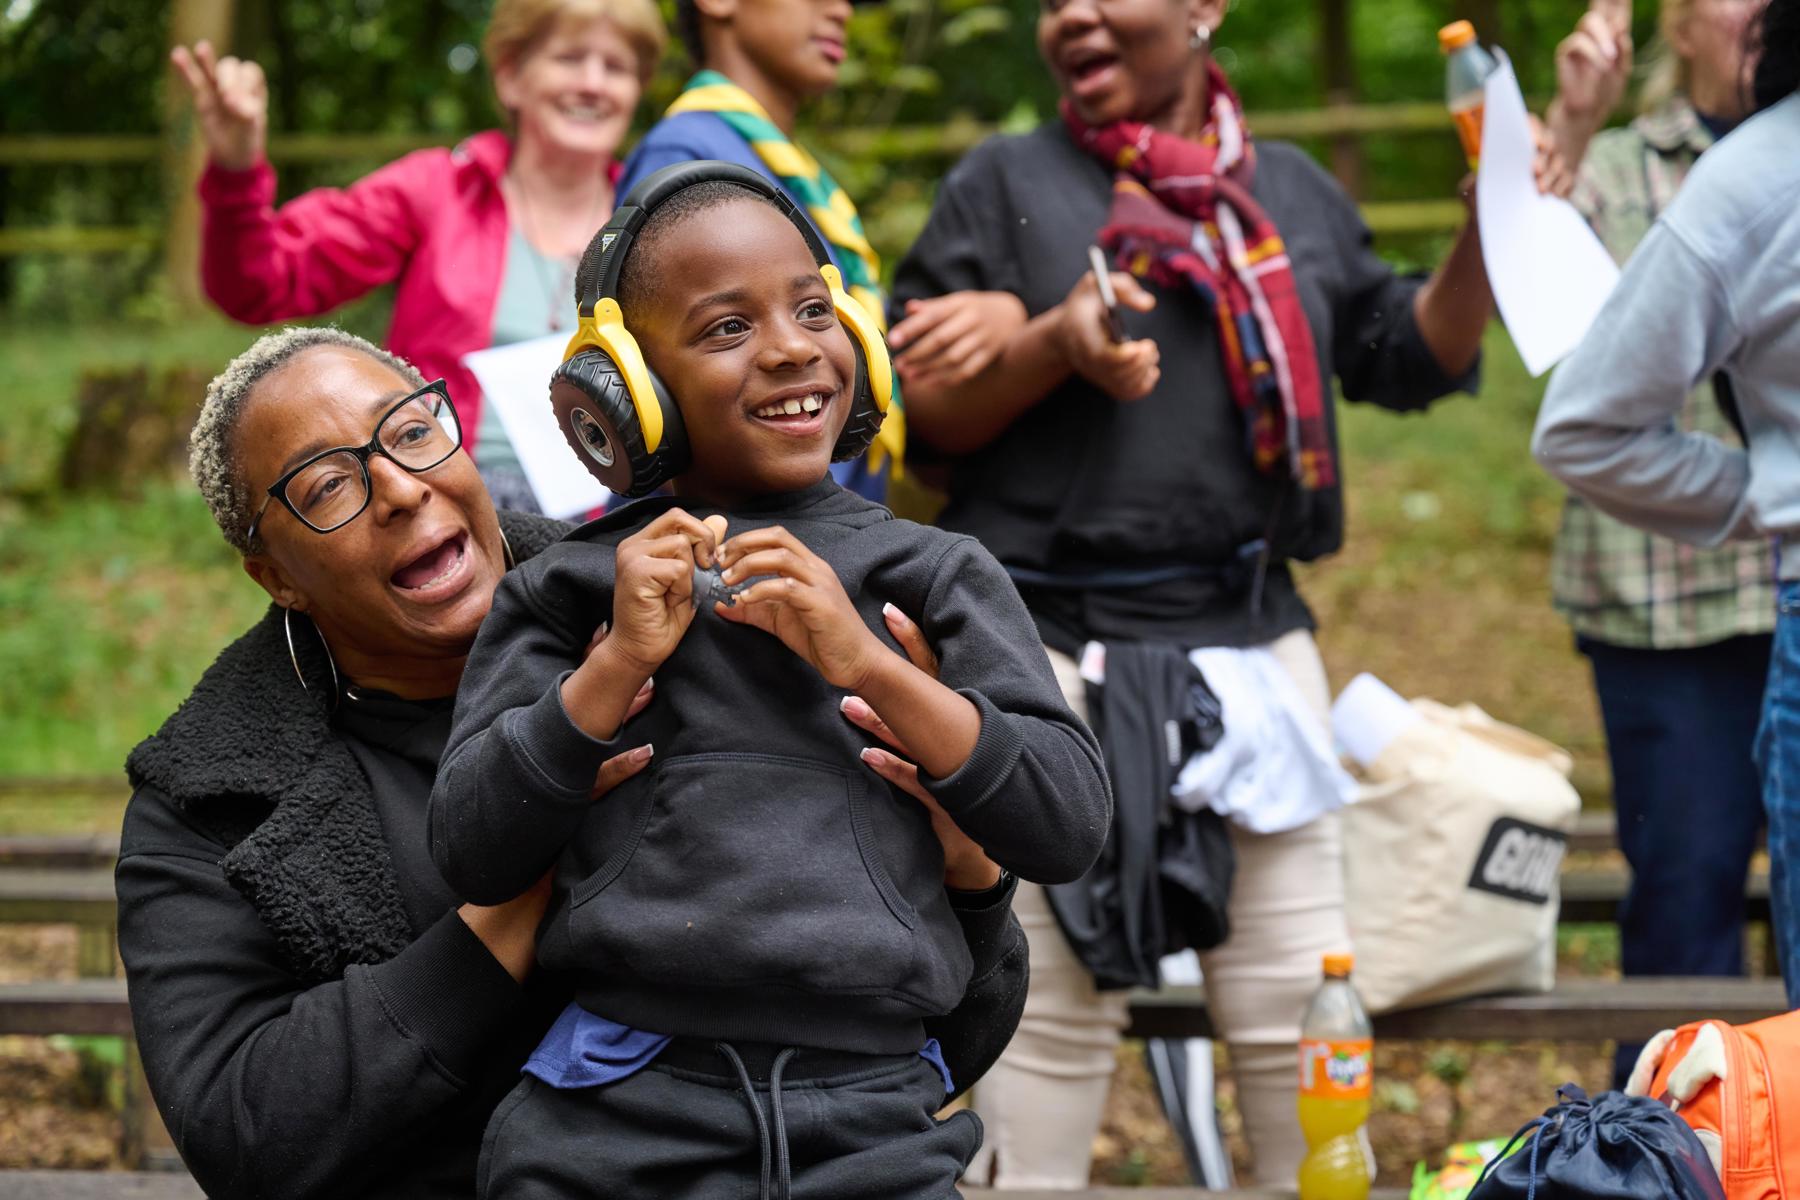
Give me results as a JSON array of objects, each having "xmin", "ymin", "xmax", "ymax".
[{"xmin": 116, "ymin": 326, "xmax": 1026, "ymax": 1200}]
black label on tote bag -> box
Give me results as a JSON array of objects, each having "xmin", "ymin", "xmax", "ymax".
[{"xmin": 1468, "ymin": 818, "xmax": 1567, "ymax": 905}]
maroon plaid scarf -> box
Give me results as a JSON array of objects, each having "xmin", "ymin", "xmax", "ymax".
[{"xmin": 1063, "ymin": 65, "xmax": 1335, "ymax": 489}]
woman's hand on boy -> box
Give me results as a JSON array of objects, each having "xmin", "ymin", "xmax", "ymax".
[
  {"xmin": 606, "ymin": 509, "xmax": 729, "ymax": 679},
  {"xmin": 714, "ymin": 526, "xmax": 886, "ymax": 691},
  {"xmin": 841, "ymin": 606, "xmax": 1003, "ymax": 892}
]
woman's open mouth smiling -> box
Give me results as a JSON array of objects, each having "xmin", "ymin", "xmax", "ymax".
[{"xmin": 391, "ymin": 530, "xmax": 472, "ymax": 600}]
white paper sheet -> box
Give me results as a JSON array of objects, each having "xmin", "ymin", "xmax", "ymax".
[
  {"xmin": 1476, "ymin": 52, "xmax": 1621, "ymax": 376},
  {"xmin": 463, "ymin": 335, "xmax": 617, "ymax": 520}
]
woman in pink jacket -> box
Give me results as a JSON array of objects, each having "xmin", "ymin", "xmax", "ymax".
[{"xmin": 171, "ymin": 0, "xmax": 667, "ymax": 511}]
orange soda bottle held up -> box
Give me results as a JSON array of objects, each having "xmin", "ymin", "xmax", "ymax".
[
  {"xmin": 1297, "ymin": 952, "xmax": 1373, "ymax": 1200},
  {"xmin": 1440, "ymin": 20, "xmax": 1499, "ymax": 171}
]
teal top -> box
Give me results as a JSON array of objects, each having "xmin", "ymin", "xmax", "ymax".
[{"xmin": 478, "ymin": 226, "xmax": 580, "ymax": 474}]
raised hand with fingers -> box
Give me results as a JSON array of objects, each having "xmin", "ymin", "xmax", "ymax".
[
  {"xmin": 713, "ymin": 525, "xmax": 885, "ymax": 691},
  {"xmin": 169, "ymin": 40, "xmax": 268, "ymax": 171},
  {"xmin": 1549, "ymin": 0, "xmax": 1635, "ymax": 172}
]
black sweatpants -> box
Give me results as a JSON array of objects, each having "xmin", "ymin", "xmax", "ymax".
[{"xmin": 477, "ymin": 1042, "xmax": 983, "ymax": 1199}]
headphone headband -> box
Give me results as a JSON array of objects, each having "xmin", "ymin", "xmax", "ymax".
[
  {"xmin": 575, "ymin": 162, "xmax": 833, "ymax": 321},
  {"xmin": 551, "ymin": 159, "xmax": 891, "ymax": 498}
]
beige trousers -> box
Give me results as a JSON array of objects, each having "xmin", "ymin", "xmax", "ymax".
[{"xmin": 966, "ymin": 631, "xmax": 1350, "ymax": 1188}]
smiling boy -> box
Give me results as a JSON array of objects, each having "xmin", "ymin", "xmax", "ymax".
[{"xmin": 429, "ymin": 177, "xmax": 1109, "ymax": 1197}]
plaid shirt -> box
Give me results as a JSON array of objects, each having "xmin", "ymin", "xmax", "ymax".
[{"xmin": 1553, "ymin": 98, "xmax": 1777, "ymax": 649}]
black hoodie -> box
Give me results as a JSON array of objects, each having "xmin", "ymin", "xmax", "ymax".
[
  {"xmin": 431, "ymin": 478, "xmax": 1110, "ymax": 1055},
  {"xmin": 118, "ymin": 511, "xmax": 1030, "ymax": 1200}
]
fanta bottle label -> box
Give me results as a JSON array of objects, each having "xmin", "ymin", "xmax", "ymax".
[{"xmin": 1298, "ymin": 1038, "xmax": 1373, "ymax": 1100}]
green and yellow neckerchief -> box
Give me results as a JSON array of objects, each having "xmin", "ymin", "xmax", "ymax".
[{"xmin": 665, "ymin": 70, "xmax": 904, "ymax": 473}]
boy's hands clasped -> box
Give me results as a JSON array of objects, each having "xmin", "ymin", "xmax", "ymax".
[
  {"xmin": 600, "ymin": 509, "xmax": 888, "ymax": 694},
  {"xmin": 713, "ymin": 525, "xmax": 887, "ymax": 692},
  {"xmin": 607, "ymin": 509, "xmax": 731, "ymax": 676}
]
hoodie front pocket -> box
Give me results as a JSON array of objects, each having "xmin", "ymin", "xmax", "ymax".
[{"xmin": 567, "ymin": 752, "xmax": 945, "ymax": 1000}]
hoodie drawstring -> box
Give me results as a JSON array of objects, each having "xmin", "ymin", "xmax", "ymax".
[{"xmin": 717, "ymin": 1042, "xmax": 800, "ymax": 1200}]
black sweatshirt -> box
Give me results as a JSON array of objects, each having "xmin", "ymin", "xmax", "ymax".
[
  {"xmin": 890, "ymin": 122, "xmax": 1477, "ymax": 652},
  {"xmin": 431, "ymin": 477, "xmax": 1109, "ymax": 1054},
  {"xmin": 117, "ymin": 512, "xmax": 1030, "ymax": 1200}
]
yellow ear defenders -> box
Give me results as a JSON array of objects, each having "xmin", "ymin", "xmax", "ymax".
[{"xmin": 548, "ymin": 161, "xmax": 893, "ymax": 499}]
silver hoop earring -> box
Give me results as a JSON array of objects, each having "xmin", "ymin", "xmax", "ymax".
[
  {"xmin": 1190, "ymin": 23, "xmax": 1211, "ymax": 51},
  {"xmin": 499, "ymin": 526, "xmax": 516, "ymax": 571},
  {"xmin": 284, "ymin": 607, "xmax": 340, "ymax": 698}
]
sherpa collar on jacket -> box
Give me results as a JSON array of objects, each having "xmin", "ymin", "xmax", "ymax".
[{"xmin": 126, "ymin": 511, "xmax": 569, "ymax": 985}]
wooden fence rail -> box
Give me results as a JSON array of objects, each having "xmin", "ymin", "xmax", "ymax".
[{"xmin": 0, "ymin": 101, "xmax": 1473, "ymax": 258}]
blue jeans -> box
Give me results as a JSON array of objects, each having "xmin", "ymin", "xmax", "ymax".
[
  {"xmin": 1758, "ymin": 582, "xmax": 1800, "ymax": 1007},
  {"xmin": 1581, "ymin": 632, "xmax": 1770, "ymax": 1082}
]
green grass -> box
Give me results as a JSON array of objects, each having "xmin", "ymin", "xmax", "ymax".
[
  {"xmin": 0, "ymin": 482, "xmax": 267, "ymax": 779},
  {"xmin": 0, "ymin": 316, "xmax": 261, "ymax": 497}
]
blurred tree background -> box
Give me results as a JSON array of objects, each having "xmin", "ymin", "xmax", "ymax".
[
  {"xmin": 0, "ymin": 0, "xmax": 1655, "ymax": 785},
  {"xmin": 0, "ymin": 0, "xmax": 1656, "ymax": 322}
]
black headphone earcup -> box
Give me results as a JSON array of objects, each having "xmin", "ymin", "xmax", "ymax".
[
  {"xmin": 830, "ymin": 343, "xmax": 887, "ymax": 464},
  {"xmin": 549, "ymin": 350, "xmax": 686, "ymax": 498}
]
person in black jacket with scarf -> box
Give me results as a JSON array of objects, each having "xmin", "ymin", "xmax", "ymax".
[
  {"xmin": 886, "ymin": 0, "xmax": 1515, "ymax": 1184},
  {"xmin": 117, "ymin": 326, "xmax": 1028, "ymax": 1200}
]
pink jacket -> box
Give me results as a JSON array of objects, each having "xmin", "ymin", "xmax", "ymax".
[{"xmin": 199, "ymin": 130, "xmax": 621, "ymax": 458}]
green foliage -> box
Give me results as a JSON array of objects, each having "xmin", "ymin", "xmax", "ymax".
[
  {"xmin": 1, "ymin": 0, "xmax": 1664, "ymax": 320},
  {"xmin": 0, "ymin": 481, "xmax": 267, "ymax": 777}
]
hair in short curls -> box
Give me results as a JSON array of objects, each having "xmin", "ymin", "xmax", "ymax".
[{"xmin": 189, "ymin": 327, "xmax": 424, "ymax": 557}]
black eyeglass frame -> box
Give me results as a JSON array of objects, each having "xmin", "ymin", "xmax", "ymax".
[{"xmin": 245, "ymin": 379, "xmax": 463, "ymax": 545}]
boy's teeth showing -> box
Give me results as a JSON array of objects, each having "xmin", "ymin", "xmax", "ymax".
[{"xmin": 753, "ymin": 393, "xmax": 825, "ymax": 420}]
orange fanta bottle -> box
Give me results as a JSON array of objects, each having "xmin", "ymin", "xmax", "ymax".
[
  {"xmin": 1440, "ymin": 21, "xmax": 1499, "ymax": 171},
  {"xmin": 1297, "ymin": 953, "xmax": 1373, "ymax": 1199}
]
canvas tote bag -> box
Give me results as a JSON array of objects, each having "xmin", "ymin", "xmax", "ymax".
[{"xmin": 1342, "ymin": 699, "xmax": 1580, "ymax": 1014}]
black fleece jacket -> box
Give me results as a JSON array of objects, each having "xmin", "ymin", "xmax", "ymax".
[
  {"xmin": 117, "ymin": 510, "xmax": 1029, "ymax": 1200},
  {"xmin": 431, "ymin": 478, "xmax": 1110, "ymax": 1055}
]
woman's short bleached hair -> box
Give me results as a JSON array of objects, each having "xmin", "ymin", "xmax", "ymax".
[
  {"xmin": 190, "ymin": 327, "xmax": 424, "ymax": 557},
  {"xmin": 484, "ymin": 0, "xmax": 668, "ymax": 90}
]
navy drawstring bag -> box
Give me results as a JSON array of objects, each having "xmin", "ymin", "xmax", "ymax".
[{"xmin": 1469, "ymin": 1085, "xmax": 1724, "ymax": 1200}]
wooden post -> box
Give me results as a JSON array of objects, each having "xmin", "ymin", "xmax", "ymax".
[
  {"xmin": 162, "ymin": 0, "xmax": 235, "ymax": 314},
  {"xmin": 1319, "ymin": 0, "xmax": 1362, "ymax": 196}
]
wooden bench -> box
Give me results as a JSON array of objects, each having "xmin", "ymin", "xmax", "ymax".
[
  {"xmin": 0, "ymin": 1173, "xmax": 202, "ymax": 1199},
  {"xmin": 0, "ymin": 834, "xmax": 121, "ymax": 870},
  {"xmin": 0, "ymin": 979, "xmax": 133, "ymax": 1037},
  {"xmin": 1126, "ymin": 976, "xmax": 1789, "ymax": 1043},
  {"xmin": 1560, "ymin": 866, "xmax": 1770, "ymax": 924},
  {"xmin": 0, "ymin": 867, "xmax": 120, "ymax": 977}
]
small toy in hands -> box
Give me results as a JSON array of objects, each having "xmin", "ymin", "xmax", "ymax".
[
  {"xmin": 692, "ymin": 564, "xmax": 747, "ymax": 612},
  {"xmin": 691, "ymin": 563, "xmax": 773, "ymax": 613}
]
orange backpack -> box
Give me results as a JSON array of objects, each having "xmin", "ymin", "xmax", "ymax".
[{"xmin": 1642, "ymin": 1010, "xmax": 1800, "ymax": 1200}]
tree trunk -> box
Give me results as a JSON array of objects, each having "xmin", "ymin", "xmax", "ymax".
[
  {"xmin": 162, "ymin": 0, "xmax": 235, "ymax": 315},
  {"xmin": 1319, "ymin": 0, "xmax": 1361, "ymax": 196}
]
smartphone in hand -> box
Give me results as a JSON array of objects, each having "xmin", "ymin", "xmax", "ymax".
[{"xmin": 1086, "ymin": 245, "xmax": 1129, "ymax": 344}]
